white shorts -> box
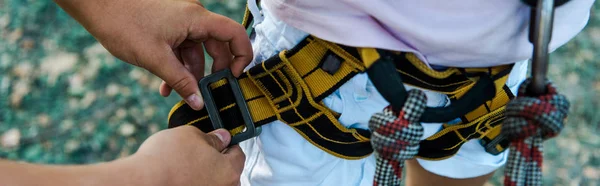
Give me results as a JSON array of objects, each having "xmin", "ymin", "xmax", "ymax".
[{"xmin": 239, "ymin": 3, "xmax": 528, "ymax": 185}]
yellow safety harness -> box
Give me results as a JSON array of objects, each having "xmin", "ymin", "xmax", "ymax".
[{"xmin": 167, "ymin": 34, "xmax": 515, "ymax": 160}]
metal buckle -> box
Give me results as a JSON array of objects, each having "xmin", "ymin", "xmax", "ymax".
[{"xmin": 199, "ymin": 69, "xmax": 259, "ymax": 145}]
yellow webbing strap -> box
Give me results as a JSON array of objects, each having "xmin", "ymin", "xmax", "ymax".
[
  {"xmin": 168, "ymin": 35, "xmax": 515, "ymax": 160},
  {"xmin": 169, "ymin": 37, "xmax": 372, "ymax": 159},
  {"xmin": 356, "ymin": 50, "xmax": 515, "ymax": 159},
  {"xmin": 241, "ymin": 3, "xmax": 252, "ymax": 29}
]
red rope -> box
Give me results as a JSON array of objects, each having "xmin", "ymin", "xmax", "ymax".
[
  {"xmin": 502, "ymin": 79, "xmax": 570, "ymax": 186},
  {"xmin": 369, "ymin": 89, "xmax": 427, "ymax": 186}
]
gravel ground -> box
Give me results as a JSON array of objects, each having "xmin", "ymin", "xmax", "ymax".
[{"xmin": 1, "ymin": 1, "xmax": 598, "ymax": 185}]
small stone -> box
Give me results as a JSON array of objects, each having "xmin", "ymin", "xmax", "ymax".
[
  {"xmin": 566, "ymin": 72, "xmax": 580, "ymax": 85},
  {"xmin": 148, "ymin": 123, "xmax": 160, "ymax": 134},
  {"xmin": 542, "ymin": 162, "xmax": 551, "ymax": 173},
  {"xmin": 12, "ymin": 62, "xmax": 33, "ymax": 78},
  {"xmin": 68, "ymin": 98, "xmax": 79, "ymax": 110},
  {"xmin": 119, "ymin": 123, "xmax": 136, "ymax": 137},
  {"xmin": 10, "ymin": 80, "xmax": 30, "ymax": 107},
  {"xmin": 0, "ymin": 75, "xmax": 10, "ymax": 93},
  {"xmin": 115, "ymin": 108, "xmax": 127, "ymax": 119},
  {"xmin": 108, "ymin": 139, "xmax": 118, "ymax": 150},
  {"xmin": 8, "ymin": 28, "xmax": 22, "ymax": 44},
  {"xmin": 82, "ymin": 122, "xmax": 96, "ymax": 134},
  {"xmin": 42, "ymin": 142, "xmax": 53, "ymax": 150},
  {"xmin": 589, "ymin": 27, "xmax": 600, "ymax": 43},
  {"xmin": 40, "ymin": 52, "xmax": 77, "ymax": 85},
  {"xmin": 80, "ymin": 92, "xmax": 97, "ymax": 108},
  {"xmin": 84, "ymin": 43, "xmax": 115, "ymax": 67},
  {"xmin": 129, "ymin": 69, "xmax": 144, "ymax": 80},
  {"xmin": 68, "ymin": 74, "xmax": 85, "ymax": 95},
  {"xmin": 1, "ymin": 128, "xmax": 21, "ymax": 148},
  {"xmin": 143, "ymin": 106, "xmax": 156, "ymax": 118},
  {"xmin": 61, "ymin": 120, "xmax": 75, "ymax": 131},
  {"xmin": 126, "ymin": 137, "xmax": 137, "ymax": 146},
  {"xmin": 37, "ymin": 114, "xmax": 51, "ymax": 128},
  {"xmin": 583, "ymin": 167, "xmax": 600, "ymax": 180},
  {"xmin": 0, "ymin": 15, "xmax": 9, "ymax": 28},
  {"xmin": 121, "ymin": 87, "xmax": 132, "ymax": 97},
  {"xmin": 1, "ymin": 54, "xmax": 10, "ymax": 68},
  {"xmin": 119, "ymin": 148, "xmax": 131, "ymax": 158},
  {"xmin": 566, "ymin": 139, "xmax": 581, "ymax": 155},
  {"xmin": 21, "ymin": 38, "xmax": 35, "ymax": 50},
  {"xmin": 557, "ymin": 168, "xmax": 568, "ymax": 180},
  {"xmin": 105, "ymin": 83, "xmax": 120, "ymax": 97},
  {"xmin": 138, "ymin": 74, "xmax": 150, "ymax": 86},
  {"xmin": 150, "ymin": 78, "xmax": 163, "ymax": 90},
  {"xmin": 569, "ymin": 178, "xmax": 581, "ymax": 186},
  {"xmin": 129, "ymin": 108, "xmax": 141, "ymax": 119},
  {"xmin": 64, "ymin": 140, "xmax": 80, "ymax": 153}
]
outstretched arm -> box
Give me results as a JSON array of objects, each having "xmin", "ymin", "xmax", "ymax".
[
  {"xmin": 0, "ymin": 127, "xmax": 245, "ymax": 186},
  {"xmin": 0, "ymin": 155, "xmax": 158, "ymax": 186}
]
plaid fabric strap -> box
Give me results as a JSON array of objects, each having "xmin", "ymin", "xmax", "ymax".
[
  {"xmin": 368, "ymin": 89, "xmax": 427, "ymax": 186},
  {"xmin": 502, "ymin": 79, "xmax": 570, "ymax": 186}
]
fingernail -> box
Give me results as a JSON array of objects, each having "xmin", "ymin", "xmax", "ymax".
[
  {"xmin": 185, "ymin": 92, "xmax": 204, "ymax": 110},
  {"xmin": 212, "ymin": 129, "xmax": 231, "ymax": 145},
  {"xmin": 214, "ymin": 131, "xmax": 225, "ymax": 143}
]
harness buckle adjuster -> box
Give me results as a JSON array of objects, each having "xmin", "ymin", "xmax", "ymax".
[
  {"xmin": 199, "ymin": 69, "xmax": 258, "ymax": 145},
  {"xmin": 481, "ymin": 135, "xmax": 508, "ymax": 155}
]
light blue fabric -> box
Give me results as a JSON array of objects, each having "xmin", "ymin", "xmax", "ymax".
[{"xmin": 240, "ymin": 3, "xmax": 528, "ymax": 185}]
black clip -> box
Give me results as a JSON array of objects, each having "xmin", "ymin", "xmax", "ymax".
[
  {"xmin": 199, "ymin": 69, "xmax": 259, "ymax": 145},
  {"xmin": 482, "ymin": 135, "xmax": 509, "ymax": 155}
]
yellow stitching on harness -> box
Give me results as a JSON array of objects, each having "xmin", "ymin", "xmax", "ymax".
[
  {"xmin": 230, "ymin": 125, "xmax": 246, "ymax": 136},
  {"xmin": 182, "ymin": 103, "xmax": 237, "ymax": 126},
  {"xmin": 168, "ymin": 100, "xmax": 186, "ymax": 121},
  {"xmin": 405, "ymin": 53, "xmax": 461, "ymax": 79},
  {"xmin": 209, "ymin": 79, "xmax": 228, "ymax": 89},
  {"xmin": 277, "ymin": 52, "xmax": 363, "ymax": 145},
  {"xmin": 425, "ymin": 106, "xmax": 505, "ymax": 140},
  {"xmin": 280, "ymin": 50, "xmax": 370, "ymax": 143},
  {"xmin": 241, "ymin": 3, "xmax": 252, "ymax": 28},
  {"xmin": 290, "ymin": 127, "xmax": 372, "ymax": 160},
  {"xmin": 270, "ymin": 70, "xmax": 294, "ymax": 104},
  {"xmin": 397, "ymin": 70, "xmax": 473, "ymax": 92}
]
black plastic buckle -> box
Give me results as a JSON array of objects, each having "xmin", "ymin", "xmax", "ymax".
[
  {"xmin": 199, "ymin": 69, "xmax": 259, "ymax": 145},
  {"xmin": 482, "ymin": 135, "xmax": 508, "ymax": 155}
]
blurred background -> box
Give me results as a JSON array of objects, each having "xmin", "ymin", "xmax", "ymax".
[{"xmin": 0, "ymin": 0, "xmax": 598, "ymax": 185}]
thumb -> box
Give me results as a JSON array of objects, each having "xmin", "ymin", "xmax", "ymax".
[
  {"xmin": 139, "ymin": 44, "xmax": 204, "ymax": 110},
  {"xmin": 205, "ymin": 129, "xmax": 232, "ymax": 151}
]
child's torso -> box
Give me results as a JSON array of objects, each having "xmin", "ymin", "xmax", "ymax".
[{"xmin": 262, "ymin": 0, "xmax": 593, "ymax": 67}]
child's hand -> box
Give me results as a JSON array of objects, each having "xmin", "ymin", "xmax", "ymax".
[{"xmin": 134, "ymin": 126, "xmax": 245, "ymax": 186}]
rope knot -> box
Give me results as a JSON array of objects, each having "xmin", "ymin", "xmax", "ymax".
[
  {"xmin": 369, "ymin": 89, "xmax": 427, "ymax": 186},
  {"xmin": 502, "ymin": 79, "xmax": 570, "ymax": 186},
  {"xmin": 502, "ymin": 79, "xmax": 570, "ymax": 142}
]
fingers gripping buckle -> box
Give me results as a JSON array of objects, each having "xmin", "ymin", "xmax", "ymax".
[{"xmin": 199, "ymin": 69, "xmax": 259, "ymax": 145}]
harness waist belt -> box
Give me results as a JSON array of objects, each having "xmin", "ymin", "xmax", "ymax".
[{"xmin": 167, "ymin": 36, "xmax": 515, "ymax": 160}]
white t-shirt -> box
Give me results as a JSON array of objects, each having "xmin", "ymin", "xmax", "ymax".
[
  {"xmin": 263, "ymin": 0, "xmax": 594, "ymax": 67},
  {"xmin": 240, "ymin": 1, "xmax": 593, "ymax": 185}
]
